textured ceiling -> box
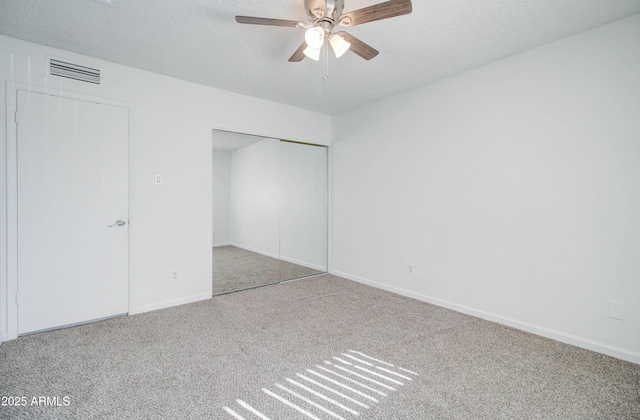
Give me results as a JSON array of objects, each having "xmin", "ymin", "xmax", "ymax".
[{"xmin": 1, "ymin": 0, "xmax": 639, "ymax": 114}]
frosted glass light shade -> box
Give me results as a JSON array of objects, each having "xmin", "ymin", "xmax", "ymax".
[
  {"xmin": 330, "ymin": 33, "xmax": 351, "ymax": 58},
  {"xmin": 303, "ymin": 45, "xmax": 321, "ymax": 61},
  {"xmin": 305, "ymin": 27, "xmax": 325, "ymax": 49}
]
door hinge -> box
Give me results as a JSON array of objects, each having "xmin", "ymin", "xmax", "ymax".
[
  {"xmin": 15, "ymin": 111, "xmax": 19, "ymax": 125},
  {"xmin": 15, "ymin": 293, "xmax": 19, "ymax": 306}
]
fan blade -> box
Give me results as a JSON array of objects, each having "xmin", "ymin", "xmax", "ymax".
[
  {"xmin": 338, "ymin": 32, "xmax": 379, "ymax": 60},
  {"xmin": 235, "ymin": 16, "xmax": 302, "ymax": 28},
  {"xmin": 338, "ymin": 0, "xmax": 412, "ymax": 27},
  {"xmin": 289, "ymin": 42, "xmax": 307, "ymax": 62}
]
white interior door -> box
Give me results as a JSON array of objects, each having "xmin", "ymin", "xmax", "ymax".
[{"xmin": 17, "ymin": 90, "xmax": 129, "ymax": 335}]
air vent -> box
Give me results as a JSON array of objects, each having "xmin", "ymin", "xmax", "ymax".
[{"xmin": 49, "ymin": 58, "xmax": 101, "ymax": 85}]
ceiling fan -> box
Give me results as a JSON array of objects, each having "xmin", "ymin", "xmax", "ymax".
[{"xmin": 235, "ymin": 0, "xmax": 413, "ymax": 62}]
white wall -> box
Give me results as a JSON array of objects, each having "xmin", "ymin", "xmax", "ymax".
[
  {"xmin": 280, "ymin": 141, "xmax": 328, "ymax": 271},
  {"xmin": 0, "ymin": 35, "xmax": 331, "ymax": 340},
  {"xmin": 212, "ymin": 150, "xmax": 232, "ymax": 246},
  {"xmin": 331, "ymin": 14, "xmax": 640, "ymax": 363},
  {"xmin": 230, "ymin": 139, "xmax": 280, "ymax": 258}
]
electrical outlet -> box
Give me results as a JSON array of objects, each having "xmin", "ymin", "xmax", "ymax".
[
  {"xmin": 171, "ymin": 271, "xmax": 178, "ymax": 282},
  {"xmin": 408, "ymin": 265, "xmax": 414, "ymax": 275}
]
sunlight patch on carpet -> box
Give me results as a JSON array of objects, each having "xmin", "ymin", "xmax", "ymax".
[{"xmin": 222, "ymin": 350, "xmax": 419, "ymax": 419}]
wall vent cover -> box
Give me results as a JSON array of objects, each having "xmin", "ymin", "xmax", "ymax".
[{"xmin": 48, "ymin": 58, "xmax": 101, "ymax": 85}]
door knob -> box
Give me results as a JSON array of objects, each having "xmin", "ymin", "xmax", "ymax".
[{"xmin": 107, "ymin": 219, "xmax": 126, "ymax": 227}]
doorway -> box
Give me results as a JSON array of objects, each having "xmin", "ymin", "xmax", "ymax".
[{"xmin": 16, "ymin": 90, "xmax": 129, "ymax": 334}]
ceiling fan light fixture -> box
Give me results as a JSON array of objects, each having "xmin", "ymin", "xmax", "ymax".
[
  {"xmin": 303, "ymin": 45, "xmax": 322, "ymax": 61},
  {"xmin": 330, "ymin": 33, "xmax": 351, "ymax": 58},
  {"xmin": 305, "ymin": 26, "xmax": 325, "ymax": 49}
]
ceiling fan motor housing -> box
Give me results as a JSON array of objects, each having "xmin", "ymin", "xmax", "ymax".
[{"xmin": 306, "ymin": 0, "xmax": 345, "ymax": 21}]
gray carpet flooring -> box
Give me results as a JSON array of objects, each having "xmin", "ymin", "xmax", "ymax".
[
  {"xmin": 213, "ymin": 245, "xmax": 323, "ymax": 295},
  {"xmin": 1, "ymin": 274, "xmax": 639, "ymax": 419}
]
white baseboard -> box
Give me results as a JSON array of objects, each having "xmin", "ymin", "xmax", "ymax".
[
  {"xmin": 230, "ymin": 243, "xmax": 279, "ymax": 260},
  {"xmin": 279, "ymin": 255, "xmax": 326, "ymax": 272},
  {"xmin": 331, "ymin": 269, "xmax": 640, "ymax": 365},
  {"xmin": 0, "ymin": 331, "xmax": 7, "ymax": 344},
  {"xmin": 230, "ymin": 243, "xmax": 326, "ymax": 272},
  {"xmin": 213, "ymin": 242, "xmax": 231, "ymax": 248},
  {"xmin": 130, "ymin": 292, "xmax": 212, "ymax": 315}
]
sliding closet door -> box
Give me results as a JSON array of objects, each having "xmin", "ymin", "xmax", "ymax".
[
  {"xmin": 212, "ymin": 134, "xmax": 281, "ymax": 295},
  {"xmin": 279, "ymin": 141, "xmax": 328, "ymax": 281},
  {"xmin": 212, "ymin": 131, "xmax": 328, "ymax": 295}
]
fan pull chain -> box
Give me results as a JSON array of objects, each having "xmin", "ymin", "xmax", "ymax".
[{"xmin": 322, "ymin": 40, "xmax": 329, "ymax": 81}]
